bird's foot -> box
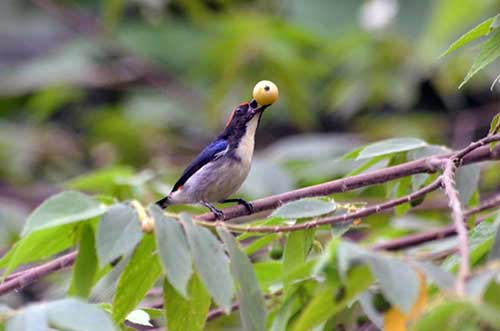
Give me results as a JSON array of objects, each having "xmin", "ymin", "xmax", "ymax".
[
  {"xmin": 221, "ymin": 198, "xmax": 254, "ymax": 215},
  {"xmin": 200, "ymin": 201, "xmax": 225, "ymax": 221}
]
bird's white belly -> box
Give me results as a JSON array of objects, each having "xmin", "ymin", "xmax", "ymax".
[{"xmin": 170, "ymin": 158, "xmax": 251, "ymax": 203}]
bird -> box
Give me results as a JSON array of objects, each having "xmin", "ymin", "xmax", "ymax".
[{"xmin": 155, "ymin": 98, "xmax": 272, "ymax": 220}]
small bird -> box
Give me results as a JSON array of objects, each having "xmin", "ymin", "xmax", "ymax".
[{"xmin": 156, "ymin": 86, "xmax": 276, "ymax": 219}]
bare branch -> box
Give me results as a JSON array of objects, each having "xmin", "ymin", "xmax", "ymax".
[
  {"xmin": 0, "ymin": 252, "xmax": 76, "ymax": 296},
  {"xmin": 198, "ymin": 179, "xmax": 442, "ymax": 233},
  {"xmin": 195, "ymin": 139, "xmax": 500, "ymax": 222}
]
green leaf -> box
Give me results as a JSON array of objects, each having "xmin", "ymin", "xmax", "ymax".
[
  {"xmin": 337, "ymin": 242, "xmax": 419, "ymax": 313},
  {"xmin": 65, "ymin": 166, "xmax": 134, "ymax": 196},
  {"xmin": 96, "ymin": 203, "xmax": 143, "ymax": 267},
  {"xmin": 414, "ymin": 300, "xmax": 500, "ymax": 331},
  {"xmin": 112, "ymin": 235, "xmax": 162, "ymax": 323},
  {"xmin": 46, "ymin": 299, "xmax": 116, "ymax": 331},
  {"xmin": 271, "ymin": 198, "xmax": 336, "ymax": 219},
  {"xmin": 163, "ymin": 275, "xmax": 211, "ymax": 331},
  {"xmin": 68, "ymin": 224, "xmax": 98, "ymax": 298},
  {"xmin": 416, "ymin": 261, "xmax": 454, "ymax": 290},
  {"xmin": 6, "ymin": 306, "xmax": 48, "ymax": 331},
  {"xmin": 180, "ymin": 214, "xmax": 233, "ymax": 312},
  {"xmin": 488, "ymin": 216, "xmax": 500, "ymax": 261},
  {"xmin": 460, "ymin": 29, "xmax": 500, "ymax": 88},
  {"xmin": 270, "ymin": 292, "xmax": 302, "ymax": 331},
  {"xmin": 283, "ymin": 229, "xmax": 315, "ymax": 295},
  {"xmin": 292, "ymin": 265, "xmax": 373, "ymax": 331},
  {"xmin": 356, "ymin": 138, "xmax": 427, "ymax": 160},
  {"xmin": 1, "ymin": 223, "xmax": 77, "ymax": 276},
  {"xmin": 489, "ymin": 112, "xmax": 500, "ymax": 135},
  {"xmin": 244, "ymin": 234, "xmax": 279, "ymax": 256},
  {"xmin": 150, "ymin": 205, "xmax": 192, "ymax": 298},
  {"xmin": 21, "ymin": 191, "xmax": 107, "ymax": 236},
  {"xmin": 218, "ymin": 228, "xmax": 267, "ymax": 331},
  {"xmin": 441, "ymin": 15, "xmax": 498, "ymax": 58},
  {"xmin": 455, "ymin": 164, "xmax": 480, "ymax": 206}
]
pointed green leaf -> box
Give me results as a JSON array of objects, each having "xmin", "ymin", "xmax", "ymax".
[
  {"xmin": 292, "ymin": 265, "xmax": 373, "ymax": 331},
  {"xmin": 150, "ymin": 205, "xmax": 192, "ymax": 298},
  {"xmin": 460, "ymin": 29, "xmax": 500, "ymax": 88},
  {"xmin": 47, "ymin": 299, "xmax": 116, "ymax": 331},
  {"xmin": 163, "ymin": 275, "xmax": 211, "ymax": 331},
  {"xmin": 218, "ymin": 228, "xmax": 267, "ymax": 331},
  {"xmin": 21, "ymin": 191, "xmax": 107, "ymax": 236},
  {"xmin": 337, "ymin": 242, "xmax": 419, "ymax": 313},
  {"xmin": 6, "ymin": 306, "xmax": 48, "ymax": 331},
  {"xmin": 112, "ymin": 235, "xmax": 162, "ymax": 323},
  {"xmin": 1, "ymin": 223, "xmax": 77, "ymax": 276},
  {"xmin": 96, "ymin": 203, "xmax": 143, "ymax": 267},
  {"xmin": 356, "ymin": 138, "xmax": 427, "ymax": 160},
  {"xmin": 180, "ymin": 214, "xmax": 233, "ymax": 312},
  {"xmin": 68, "ymin": 224, "xmax": 98, "ymax": 298},
  {"xmin": 272, "ymin": 198, "xmax": 336, "ymax": 219},
  {"xmin": 283, "ymin": 229, "xmax": 315, "ymax": 295},
  {"xmin": 441, "ymin": 15, "xmax": 498, "ymax": 58}
]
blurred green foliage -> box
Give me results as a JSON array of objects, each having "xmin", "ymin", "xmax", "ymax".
[{"xmin": 1, "ymin": 1, "xmax": 500, "ymax": 329}]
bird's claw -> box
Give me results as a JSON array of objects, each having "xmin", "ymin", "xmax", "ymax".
[{"xmin": 242, "ymin": 201, "xmax": 254, "ymax": 215}]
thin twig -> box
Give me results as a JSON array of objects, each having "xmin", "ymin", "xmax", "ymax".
[
  {"xmin": 0, "ymin": 252, "xmax": 77, "ymax": 296},
  {"xmin": 442, "ymin": 160, "xmax": 468, "ymax": 296}
]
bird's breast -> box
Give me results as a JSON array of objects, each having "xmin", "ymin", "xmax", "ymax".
[{"xmin": 234, "ymin": 115, "xmax": 259, "ymax": 167}]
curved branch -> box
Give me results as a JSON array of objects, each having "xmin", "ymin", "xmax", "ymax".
[
  {"xmin": 195, "ymin": 139, "xmax": 500, "ymax": 222},
  {"xmin": 198, "ymin": 179, "xmax": 442, "ymax": 233},
  {"xmin": 0, "ymin": 252, "xmax": 76, "ymax": 296}
]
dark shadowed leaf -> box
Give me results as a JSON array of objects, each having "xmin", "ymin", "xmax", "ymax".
[
  {"xmin": 272, "ymin": 198, "xmax": 336, "ymax": 219},
  {"xmin": 112, "ymin": 235, "xmax": 162, "ymax": 323},
  {"xmin": 218, "ymin": 228, "xmax": 267, "ymax": 331},
  {"xmin": 163, "ymin": 275, "xmax": 211, "ymax": 331},
  {"xmin": 150, "ymin": 205, "xmax": 192, "ymax": 298},
  {"xmin": 22, "ymin": 191, "xmax": 107, "ymax": 235},
  {"xmin": 356, "ymin": 138, "xmax": 427, "ymax": 160},
  {"xmin": 292, "ymin": 265, "xmax": 373, "ymax": 331},
  {"xmin": 68, "ymin": 224, "xmax": 98, "ymax": 298},
  {"xmin": 181, "ymin": 214, "xmax": 233, "ymax": 312},
  {"xmin": 96, "ymin": 203, "xmax": 143, "ymax": 267}
]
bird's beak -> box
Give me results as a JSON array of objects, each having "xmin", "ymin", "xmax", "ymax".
[{"xmin": 249, "ymin": 99, "xmax": 269, "ymax": 115}]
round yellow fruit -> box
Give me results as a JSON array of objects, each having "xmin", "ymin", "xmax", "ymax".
[{"xmin": 253, "ymin": 80, "xmax": 279, "ymax": 106}]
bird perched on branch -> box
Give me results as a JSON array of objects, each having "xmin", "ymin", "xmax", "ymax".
[{"xmin": 156, "ymin": 81, "xmax": 279, "ymax": 219}]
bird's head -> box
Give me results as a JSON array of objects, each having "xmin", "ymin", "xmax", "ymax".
[{"xmin": 224, "ymin": 99, "xmax": 269, "ymax": 131}]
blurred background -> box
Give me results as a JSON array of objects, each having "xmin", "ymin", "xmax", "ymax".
[{"xmin": 1, "ymin": 0, "xmax": 500, "ymax": 249}]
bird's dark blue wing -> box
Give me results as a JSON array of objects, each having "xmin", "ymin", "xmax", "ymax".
[{"xmin": 171, "ymin": 139, "xmax": 229, "ymax": 192}]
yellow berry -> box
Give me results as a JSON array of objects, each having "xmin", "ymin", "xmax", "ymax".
[{"xmin": 252, "ymin": 80, "xmax": 279, "ymax": 106}]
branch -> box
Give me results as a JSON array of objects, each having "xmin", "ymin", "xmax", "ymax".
[
  {"xmin": 372, "ymin": 195, "xmax": 500, "ymax": 252},
  {"xmin": 1, "ymin": 137, "xmax": 499, "ymax": 297},
  {"xmin": 195, "ymin": 139, "xmax": 500, "ymax": 222},
  {"xmin": 442, "ymin": 159, "xmax": 468, "ymax": 296},
  {"xmin": 0, "ymin": 252, "xmax": 76, "ymax": 296},
  {"xmin": 199, "ymin": 178, "xmax": 442, "ymax": 233}
]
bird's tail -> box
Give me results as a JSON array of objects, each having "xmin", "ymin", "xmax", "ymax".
[{"xmin": 156, "ymin": 196, "xmax": 171, "ymax": 209}]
